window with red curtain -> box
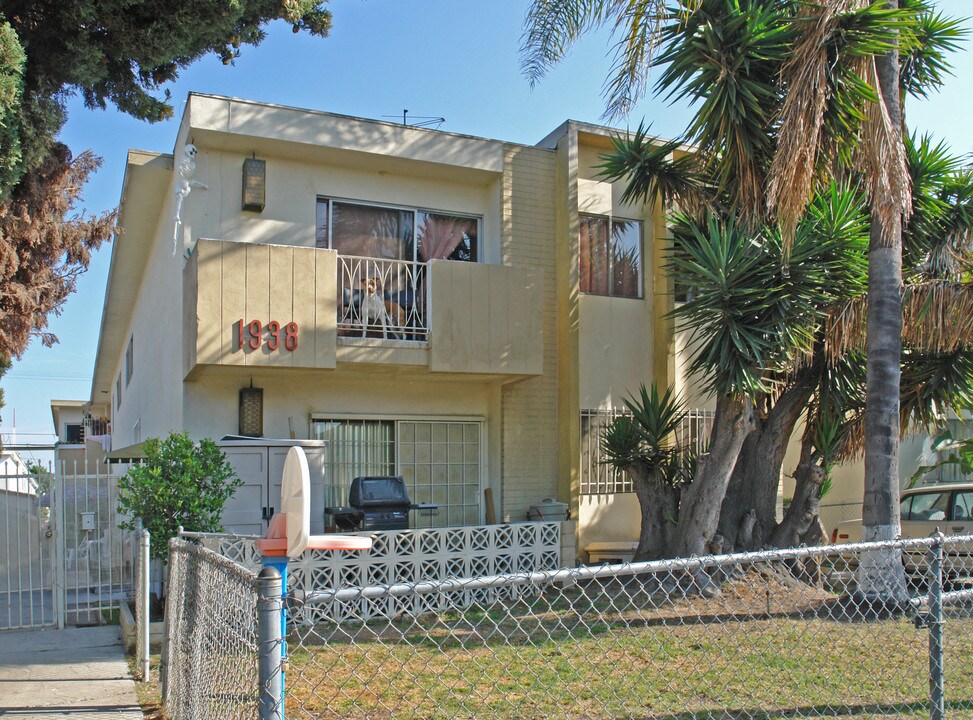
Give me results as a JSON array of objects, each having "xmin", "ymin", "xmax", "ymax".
[
  {"xmin": 417, "ymin": 212, "xmax": 477, "ymax": 262},
  {"xmin": 579, "ymin": 214, "xmax": 642, "ymax": 298}
]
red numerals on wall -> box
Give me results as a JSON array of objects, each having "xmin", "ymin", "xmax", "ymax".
[{"xmin": 237, "ymin": 319, "xmax": 299, "ymax": 352}]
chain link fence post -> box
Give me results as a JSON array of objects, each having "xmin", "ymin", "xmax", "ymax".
[
  {"xmin": 257, "ymin": 566, "xmax": 285, "ymax": 720},
  {"xmin": 928, "ymin": 530, "xmax": 945, "ymax": 720}
]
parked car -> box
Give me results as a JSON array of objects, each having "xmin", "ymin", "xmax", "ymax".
[{"xmin": 830, "ymin": 482, "xmax": 973, "ymax": 581}]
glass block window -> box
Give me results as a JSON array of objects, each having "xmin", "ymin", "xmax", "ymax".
[{"xmin": 399, "ymin": 421, "xmax": 481, "ymax": 528}]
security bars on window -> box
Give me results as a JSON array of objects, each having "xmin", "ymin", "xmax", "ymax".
[{"xmin": 580, "ymin": 408, "xmax": 714, "ymax": 495}]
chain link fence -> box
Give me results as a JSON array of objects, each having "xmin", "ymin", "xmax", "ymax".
[
  {"xmin": 164, "ymin": 533, "xmax": 973, "ymax": 719},
  {"xmin": 163, "ymin": 538, "xmax": 264, "ymax": 720}
]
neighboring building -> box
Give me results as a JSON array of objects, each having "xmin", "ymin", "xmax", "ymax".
[
  {"xmin": 0, "ymin": 449, "xmax": 32, "ymax": 495},
  {"xmin": 81, "ymin": 93, "xmax": 689, "ymax": 556},
  {"xmin": 50, "ymin": 400, "xmax": 110, "ymax": 474}
]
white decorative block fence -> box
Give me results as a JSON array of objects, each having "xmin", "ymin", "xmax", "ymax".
[{"xmin": 195, "ymin": 522, "xmax": 561, "ymax": 622}]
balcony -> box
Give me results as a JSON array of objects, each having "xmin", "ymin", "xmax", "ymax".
[{"xmin": 184, "ymin": 239, "xmax": 542, "ymax": 378}]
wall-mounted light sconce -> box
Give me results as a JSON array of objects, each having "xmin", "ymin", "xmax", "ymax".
[
  {"xmin": 242, "ymin": 155, "xmax": 266, "ymax": 212},
  {"xmin": 239, "ymin": 379, "xmax": 264, "ymax": 437}
]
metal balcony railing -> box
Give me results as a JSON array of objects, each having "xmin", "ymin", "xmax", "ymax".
[{"xmin": 337, "ymin": 256, "xmax": 427, "ymax": 341}]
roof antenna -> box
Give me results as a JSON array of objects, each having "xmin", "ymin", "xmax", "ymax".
[{"xmin": 382, "ymin": 110, "xmax": 446, "ymax": 130}]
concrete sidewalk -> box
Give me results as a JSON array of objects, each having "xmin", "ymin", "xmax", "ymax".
[{"xmin": 0, "ymin": 626, "xmax": 141, "ymax": 718}]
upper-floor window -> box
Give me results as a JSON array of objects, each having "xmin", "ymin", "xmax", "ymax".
[
  {"xmin": 315, "ymin": 198, "xmax": 478, "ymax": 263},
  {"xmin": 125, "ymin": 336, "xmax": 134, "ymax": 385},
  {"xmin": 65, "ymin": 423, "xmax": 83, "ymax": 444},
  {"xmin": 579, "ymin": 214, "xmax": 643, "ymax": 298},
  {"xmin": 115, "ymin": 374, "xmax": 122, "ymax": 410}
]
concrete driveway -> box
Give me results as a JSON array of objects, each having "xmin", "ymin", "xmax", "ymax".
[{"xmin": 0, "ymin": 626, "xmax": 141, "ymax": 718}]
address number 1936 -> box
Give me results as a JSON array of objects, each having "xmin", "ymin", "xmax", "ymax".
[{"xmin": 236, "ymin": 319, "xmax": 299, "ymax": 351}]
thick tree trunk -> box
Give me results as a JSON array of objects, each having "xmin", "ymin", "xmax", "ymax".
[
  {"xmin": 718, "ymin": 378, "xmax": 814, "ymax": 550},
  {"xmin": 672, "ymin": 394, "xmax": 754, "ymax": 557},
  {"xmin": 859, "ymin": 14, "xmax": 908, "ymax": 602},
  {"xmin": 629, "ymin": 466, "xmax": 678, "ymax": 562},
  {"xmin": 770, "ymin": 440, "xmax": 825, "ymax": 548}
]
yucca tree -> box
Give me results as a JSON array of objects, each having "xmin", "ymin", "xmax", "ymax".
[
  {"xmin": 672, "ymin": 182, "xmax": 870, "ymax": 554},
  {"xmin": 608, "ymin": 144, "xmax": 973, "ymax": 562},
  {"xmin": 602, "ymin": 384, "xmax": 689, "ymax": 560},
  {"xmin": 523, "ymin": 0, "xmax": 964, "ymax": 588}
]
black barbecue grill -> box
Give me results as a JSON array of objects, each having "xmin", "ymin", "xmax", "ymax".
[{"xmin": 325, "ymin": 476, "xmax": 438, "ymax": 532}]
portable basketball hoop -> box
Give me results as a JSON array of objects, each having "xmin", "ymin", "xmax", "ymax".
[
  {"xmin": 256, "ymin": 445, "xmax": 371, "ymax": 699},
  {"xmin": 256, "ymin": 446, "xmax": 372, "ymax": 557}
]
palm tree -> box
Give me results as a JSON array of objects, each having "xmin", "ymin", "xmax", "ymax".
[{"xmin": 522, "ymin": 0, "xmax": 964, "ymax": 594}]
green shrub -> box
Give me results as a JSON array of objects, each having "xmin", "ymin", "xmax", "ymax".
[{"xmin": 117, "ymin": 432, "xmax": 241, "ymax": 561}]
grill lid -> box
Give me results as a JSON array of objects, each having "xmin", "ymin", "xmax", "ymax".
[{"xmin": 349, "ymin": 476, "xmax": 411, "ymax": 509}]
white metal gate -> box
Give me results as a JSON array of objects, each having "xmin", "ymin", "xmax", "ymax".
[
  {"xmin": 0, "ymin": 464, "xmax": 54, "ymax": 629},
  {"xmin": 0, "ymin": 461, "xmax": 134, "ymax": 630}
]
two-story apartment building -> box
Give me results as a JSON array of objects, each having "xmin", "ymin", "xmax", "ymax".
[{"xmin": 87, "ymin": 93, "xmax": 684, "ymax": 556}]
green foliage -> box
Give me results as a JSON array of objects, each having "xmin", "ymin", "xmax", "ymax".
[
  {"xmin": 904, "ymin": 133, "xmax": 973, "ymax": 280},
  {"xmin": 668, "ymin": 185, "xmax": 869, "ymax": 398},
  {"xmin": 25, "ymin": 460, "xmax": 52, "ymax": 495},
  {"xmin": 595, "ymin": 122, "xmax": 709, "ymax": 209},
  {"xmin": 652, "ymin": 0, "xmax": 793, "ymax": 206},
  {"xmin": 899, "ymin": 0, "xmax": 966, "ymax": 100},
  {"xmin": 0, "ymin": 21, "xmax": 23, "ymax": 195},
  {"xmin": 601, "ymin": 384, "xmax": 687, "ymax": 487},
  {"xmin": 116, "ymin": 433, "xmax": 241, "ymax": 561}
]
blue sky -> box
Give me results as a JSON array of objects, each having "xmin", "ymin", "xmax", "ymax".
[{"xmin": 3, "ymin": 0, "xmax": 972, "ymax": 465}]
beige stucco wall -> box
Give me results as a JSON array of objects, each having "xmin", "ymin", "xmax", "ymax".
[
  {"xmin": 575, "ymin": 139, "xmax": 661, "ymax": 409},
  {"xmin": 570, "ymin": 133, "xmax": 671, "ymax": 555},
  {"xmin": 428, "ymin": 261, "xmax": 543, "ymax": 376},
  {"xmin": 181, "ymin": 367, "xmax": 501, "ymax": 519},
  {"xmin": 110, "ymin": 98, "xmax": 563, "ymax": 527},
  {"xmin": 109, "ymin": 130, "xmax": 195, "ymax": 448}
]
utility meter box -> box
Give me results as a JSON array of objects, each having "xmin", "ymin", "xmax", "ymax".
[
  {"xmin": 80, "ymin": 512, "xmax": 96, "ymax": 531},
  {"xmin": 527, "ymin": 499, "xmax": 570, "ymax": 522}
]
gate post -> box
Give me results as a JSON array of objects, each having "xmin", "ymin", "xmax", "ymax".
[
  {"xmin": 256, "ymin": 566, "xmax": 284, "ymax": 720},
  {"xmin": 928, "ymin": 531, "xmax": 945, "ymax": 720},
  {"xmin": 52, "ymin": 460, "xmax": 65, "ymax": 629}
]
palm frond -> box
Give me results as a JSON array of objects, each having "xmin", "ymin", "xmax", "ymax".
[
  {"xmin": 595, "ymin": 122, "xmax": 710, "ymax": 209},
  {"xmin": 520, "ymin": 0, "xmax": 669, "ymax": 119},
  {"xmin": 520, "ymin": 0, "xmax": 605, "ymax": 88},
  {"xmin": 768, "ymin": 1, "xmax": 909, "ymax": 246},
  {"xmin": 602, "ymin": 383, "xmax": 687, "ymax": 485},
  {"xmin": 899, "ymin": 0, "xmax": 967, "ymax": 99},
  {"xmin": 826, "ymin": 282, "xmax": 973, "ymax": 361},
  {"xmin": 669, "ymin": 210, "xmax": 837, "ymax": 397},
  {"xmin": 901, "ymin": 349, "xmax": 973, "ymax": 428},
  {"xmin": 862, "ymin": 54, "xmax": 913, "ymax": 241},
  {"xmin": 653, "ymin": 0, "xmax": 792, "ymax": 220}
]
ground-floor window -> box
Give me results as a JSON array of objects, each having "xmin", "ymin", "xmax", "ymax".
[
  {"xmin": 311, "ymin": 417, "xmax": 483, "ymax": 528},
  {"xmin": 579, "ymin": 407, "xmax": 714, "ymax": 496}
]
